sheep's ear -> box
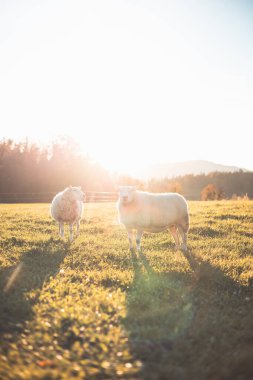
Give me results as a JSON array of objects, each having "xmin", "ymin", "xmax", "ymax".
[{"xmin": 68, "ymin": 185, "xmax": 72, "ymax": 190}]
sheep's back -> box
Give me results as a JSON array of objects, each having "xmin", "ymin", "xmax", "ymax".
[
  {"xmin": 149, "ymin": 193, "xmax": 188, "ymax": 226},
  {"xmin": 51, "ymin": 193, "xmax": 82, "ymax": 222},
  {"xmin": 118, "ymin": 192, "xmax": 188, "ymax": 230}
]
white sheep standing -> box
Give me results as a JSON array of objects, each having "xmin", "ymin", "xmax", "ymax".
[
  {"xmin": 50, "ymin": 186, "xmax": 85, "ymax": 241},
  {"xmin": 117, "ymin": 186, "xmax": 189, "ymax": 251}
]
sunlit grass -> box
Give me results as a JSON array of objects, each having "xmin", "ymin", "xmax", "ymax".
[{"xmin": 1, "ymin": 201, "xmax": 253, "ymax": 379}]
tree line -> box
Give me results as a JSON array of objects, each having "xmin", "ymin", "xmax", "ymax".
[
  {"xmin": 0, "ymin": 138, "xmax": 114, "ymax": 201},
  {"xmin": 0, "ymin": 139, "xmax": 252, "ymax": 202}
]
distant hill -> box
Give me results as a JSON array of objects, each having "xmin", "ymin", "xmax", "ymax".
[{"xmin": 135, "ymin": 160, "xmax": 248, "ymax": 179}]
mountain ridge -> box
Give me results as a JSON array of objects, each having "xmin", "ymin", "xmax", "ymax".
[{"xmin": 134, "ymin": 160, "xmax": 249, "ymax": 179}]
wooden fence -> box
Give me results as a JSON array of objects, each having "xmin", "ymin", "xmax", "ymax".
[{"xmin": 0, "ymin": 192, "xmax": 119, "ymax": 203}]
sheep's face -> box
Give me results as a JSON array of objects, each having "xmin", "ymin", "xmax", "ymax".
[
  {"xmin": 119, "ymin": 186, "xmax": 136, "ymax": 205},
  {"xmin": 69, "ymin": 186, "xmax": 85, "ymax": 202}
]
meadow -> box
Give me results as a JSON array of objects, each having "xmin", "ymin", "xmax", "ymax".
[{"xmin": 0, "ymin": 201, "xmax": 253, "ymax": 380}]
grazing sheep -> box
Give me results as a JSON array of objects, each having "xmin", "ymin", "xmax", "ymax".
[
  {"xmin": 51, "ymin": 186, "xmax": 85, "ymax": 241},
  {"xmin": 117, "ymin": 186, "xmax": 189, "ymax": 251}
]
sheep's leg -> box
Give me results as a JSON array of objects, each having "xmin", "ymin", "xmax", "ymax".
[
  {"xmin": 69, "ymin": 223, "xmax": 73, "ymax": 242},
  {"xmin": 59, "ymin": 223, "xmax": 64, "ymax": 238},
  {"xmin": 136, "ymin": 230, "xmax": 143, "ymax": 251},
  {"xmin": 127, "ymin": 229, "xmax": 134, "ymax": 250},
  {"xmin": 169, "ymin": 225, "xmax": 180, "ymax": 250},
  {"xmin": 178, "ymin": 225, "xmax": 187, "ymax": 251},
  {"xmin": 76, "ymin": 219, "xmax": 80, "ymax": 236}
]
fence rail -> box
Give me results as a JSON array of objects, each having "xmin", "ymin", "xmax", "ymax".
[{"xmin": 0, "ymin": 192, "xmax": 119, "ymax": 203}]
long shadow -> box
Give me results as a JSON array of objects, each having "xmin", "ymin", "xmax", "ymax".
[
  {"xmin": 124, "ymin": 249, "xmax": 253, "ymax": 380},
  {"xmin": 0, "ymin": 238, "xmax": 69, "ymax": 344}
]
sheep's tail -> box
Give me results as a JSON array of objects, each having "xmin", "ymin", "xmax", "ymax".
[{"xmin": 181, "ymin": 213, "xmax": 190, "ymax": 233}]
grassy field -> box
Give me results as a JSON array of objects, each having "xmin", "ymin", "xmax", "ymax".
[{"xmin": 0, "ymin": 201, "xmax": 253, "ymax": 380}]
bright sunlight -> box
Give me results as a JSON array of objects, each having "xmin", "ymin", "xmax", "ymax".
[{"xmin": 1, "ymin": 0, "xmax": 253, "ymax": 172}]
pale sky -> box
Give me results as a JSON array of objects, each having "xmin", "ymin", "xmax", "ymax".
[{"xmin": 1, "ymin": 0, "xmax": 253, "ymax": 173}]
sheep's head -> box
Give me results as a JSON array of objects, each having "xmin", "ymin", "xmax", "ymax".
[
  {"xmin": 66, "ymin": 186, "xmax": 85, "ymax": 202},
  {"xmin": 118, "ymin": 186, "xmax": 136, "ymax": 205}
]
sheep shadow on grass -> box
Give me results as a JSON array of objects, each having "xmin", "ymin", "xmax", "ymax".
[
  {"xmin": 124, "ymin": 249, "xmax": 253, "ymax": 380},
  {"xmin": 0, "ymin": 238, "xmax": 69, "ymax": 344}
]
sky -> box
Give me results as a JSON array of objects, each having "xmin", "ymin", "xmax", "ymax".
[{"xmin": 0, "ymin": 0, "xmax": 253, "ymax": 173}]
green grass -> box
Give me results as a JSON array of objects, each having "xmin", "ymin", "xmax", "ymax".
[{"xmin": 0, "ymin": 201, "xmax": 253, "ymax": 379}]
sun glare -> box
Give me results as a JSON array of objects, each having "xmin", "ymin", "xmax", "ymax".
[
  {"xmin": 1, "ymin": 1, "xmax": 253, "ymax": 171},
  {"xmin": 78, "ymin": 133, "xmax": 146, "ymax": 174}
]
